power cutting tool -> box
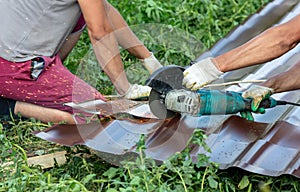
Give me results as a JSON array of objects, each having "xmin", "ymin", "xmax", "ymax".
[{"xmin": 146, "ymin": 65, "xmax": 300, "ymax": 119}]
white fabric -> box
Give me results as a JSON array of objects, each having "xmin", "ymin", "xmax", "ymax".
[
  {"xmin": 140, "ymin": 53, "xmax": 163, "ymax": 74},
  {"xmin": 242, "ymin": 85, "xmax": 274, "ymax": 110},
  {"xmin": 182, "ymin": 57, "xmax": 223, "ymax": 90},
  {"xmin": 124, "ymin": 84, "xmax": 151, "ymax": 100},
  {"xmin": 0, "ymin": 0, "xmax": 81, "ymax": 62}
]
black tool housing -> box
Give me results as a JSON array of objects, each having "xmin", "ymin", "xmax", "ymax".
[{"xmin": 146, "ymin": 65, "xmax": 185, "ymax": 119}]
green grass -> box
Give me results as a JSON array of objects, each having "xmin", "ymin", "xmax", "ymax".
[{"xmin": 1, "ymin": 0, "xmax": 300, "ymax": 191}]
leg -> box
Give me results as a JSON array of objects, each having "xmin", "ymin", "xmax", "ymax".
[
  {"xmin": 0, "ymin": 97, "xmax": 75, "ymax": 124},
  {"xmin": 0, "ymin": 55, "xmax": 105, "ymax": 124},
  {"xmin": 15, "ymin": 101, "xmax": 75, "ymax": 124}
]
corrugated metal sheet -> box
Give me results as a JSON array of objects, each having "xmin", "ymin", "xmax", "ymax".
[{"xmin": 34, "ymin": 0, "xmax": 300, "ymax": 178}]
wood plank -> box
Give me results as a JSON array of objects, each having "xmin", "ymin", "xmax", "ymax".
[
  {"xmin": 27, "ymin": 151, "xmax": 67, "ymax": 169},
  {"xmin": 1, "ymin": 151, "xmax": 67, "ymax": 169}
]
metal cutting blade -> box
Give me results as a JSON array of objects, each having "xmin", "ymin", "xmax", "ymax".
[{"xmin": 146, "ymin": 65, "xmax": 185, "ymax": 119}]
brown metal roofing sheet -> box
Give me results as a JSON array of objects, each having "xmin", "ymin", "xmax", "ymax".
[
  {"xmin": 190, "ymin": 116, "xmax": 300, "ymax": 177},
  {"xmin": 64, "ymin": 99, "xmax": 156, "ymax": 118},
  {"xmin": 34, "ymin": 114, "xmax": 300, "ymax": 178},
  {"xmin": 33, "ymin": 0, "xmax": 300, "ymax": 178}
]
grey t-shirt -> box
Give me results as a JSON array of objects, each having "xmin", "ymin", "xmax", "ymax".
[{"xmin": 0, "ymin": 0, "xmax": 81, "ymax": 62}]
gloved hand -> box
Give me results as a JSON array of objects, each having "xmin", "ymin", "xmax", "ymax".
[
  {"xmin": 182, "ymin": 57, "xmax": 223, "ymax": 90},
  {"xmin": 240, "ymin": 85, "xmax": 274, "ymax": 121},
  {"xmin": 242, "ymin": 85, "xmax": 274, "ymax": 111},
  {"xmin": 140, "ymin": 52, "xmax": 163, "ymax": 74},
  {"xmin": 124, "ymin": 84, "xmax": 152, "ymax": 100}
]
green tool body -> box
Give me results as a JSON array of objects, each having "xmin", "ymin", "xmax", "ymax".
[
  {"xmin": 195, "ymin": 89, "xmax": 277, "ymax": 115},
  {"xmin": 164, "ymin": 89, "xmax": 282, "ymax": 117}
]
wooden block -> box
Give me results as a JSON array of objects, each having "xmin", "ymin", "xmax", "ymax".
[{"xmin": 27, "ymin": 151, "xmax": 67, "ymax": 169}]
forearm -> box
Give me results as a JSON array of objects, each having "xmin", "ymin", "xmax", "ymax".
[
  {"xmin": 79, "ymin": 0, "xmax": 131, "ymax": 94},
  {"xmin": 58, "ymin": 31, "xmax": 82, "ymax": 61},
  {"xmin": 105, "ymin": 2, "xmax": 151, "ymax": 59},
  {"xmin": 91, "ymin": 32, "xmax": 130, "ymax": 94},
  {"xmin": 215, "ymin": 28, "xmax": 295, "ymax": 72},
  {"xmin": 214, "ymin": 15, "xmax": 300, "ymax": 72},
  {"xmin": 262, "ymin": 61, "xmax": 300, "ymax": 93}
]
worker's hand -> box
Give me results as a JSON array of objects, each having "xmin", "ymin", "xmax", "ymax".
[
  {"xmin": 240, "ymin": 85, "xmax": 274, "ymax": 121},
  {"xmin": 124, "ymin": 84, "xmax": 152, "ymax": 100},
  {"xmin": 140, "ymin": 53, "xmax": 163, "ymax": 74},
  {"xmin": 242, "ymin": 85, "xmax": 274, "ymax": 111},
  {"xmin": 239, "ymin": 107, "xmax": 266, "ymax": 121},
  {"xmin": 182, "ymin": 57, "xmax": 223, "ymax": 90},
  {"xmin": 240, "ymin": 111, "xmax": 255, "ymax": 121}
]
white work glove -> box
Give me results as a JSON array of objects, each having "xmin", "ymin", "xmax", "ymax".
[
  {"xmin": 124, "ymin": 84, "xmax": 152, "ymax": 100},
  {"xmin": 140, "ymin": 52, "xmax": 163, "ymax": 74},
  {"xmin": 242, "ymin": 85, "xmax": 274, "ymax": 111},
  {"xmin": 182, "ymin": 57, "xmax": 223, "ymax": 90},
  {"xmin": 240, "ymin": 85, "xmax": 274, "ymax": 121}
]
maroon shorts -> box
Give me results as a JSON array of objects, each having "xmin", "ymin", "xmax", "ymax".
[{"xmin": 0, "ymin": 55, "xmax": 105, "ymax": 115}]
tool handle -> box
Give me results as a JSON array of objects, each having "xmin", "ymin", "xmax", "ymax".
[
  {"xmin": 197, "ymin": 90, "xmax": 279, "ymax": 115},
  {"xmin": 244, "ymin": 97, "xmax": 278, "ymax": 111}
]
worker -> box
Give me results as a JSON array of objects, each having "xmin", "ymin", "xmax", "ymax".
[
  {"xmin": 182, "ymin": 14, "xmax": 300, "ymax": 120},
  {"xmin": 0, "ymin": 0, "xmax": 162, "ymax": 124},
  {"xmin": 239, "ymin": 62, "xmax": 300, "ymax": 120}
]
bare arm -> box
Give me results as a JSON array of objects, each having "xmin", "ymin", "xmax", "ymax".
[
  {"xmin": 262, "ymin": 60, "xmax": 300, "ymax": 93},
  {"xmin": 78, "ymin": 0, "xmax": 130, "ymax": 94},
  {"xmin": 104, "ymin": 2, "xmax": 151, "ymax": 59},
  {"xmin": 58, "ymin": 31, "xmax": 82, "ymax": 61},
  {"xmin": 214, "ymin": 14, "xmax": 300, "ymax": 72}
]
